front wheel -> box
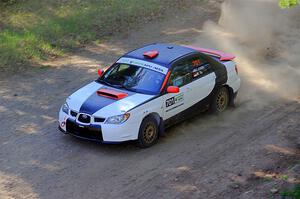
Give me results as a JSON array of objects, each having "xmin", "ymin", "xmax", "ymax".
[
  {"xmin": 211, "ymin": 87, "xmax": 229, "ymax": 113},
  {"xmin": 136, "ymin": 116, "xmax": 159, "ymax": 148}
]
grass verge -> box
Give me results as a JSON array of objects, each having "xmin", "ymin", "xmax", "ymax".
[{"xmin": 0, "ymin": 0, "xmax": 187, "ymax": 71}]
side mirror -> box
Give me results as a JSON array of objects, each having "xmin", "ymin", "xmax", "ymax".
[
  {"xmin": 98, "ymin": 68, "xmax": 104, "ymax": 77},
  {"xmin": 167, "ymin": 86, "xmax": 180, "ymax": 93}
]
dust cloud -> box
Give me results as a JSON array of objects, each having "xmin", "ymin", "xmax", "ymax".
[{"xmin": 195, "ymin": 0, "xmax": 300, "ymax": 109}]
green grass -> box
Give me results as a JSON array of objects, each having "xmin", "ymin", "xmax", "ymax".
[
  {"xmin": 280, "ymin": 175, "xmax": 289, "ymax": 181},
  {"xmin": 0, "ymin": 0, "xmax": 186, "ymax": 70},
  {"xmin": 281, "ymin": 185, "xmax": 300, "ymax": 199}
]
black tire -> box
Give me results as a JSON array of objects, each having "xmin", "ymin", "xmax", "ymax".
[
  {"xmin": 136, "ymin": 116, "xmax": 159, "ymax": 148},
  {"xmin": 210, "ymin": 87, "xmax": 229, "ymax": 113}
]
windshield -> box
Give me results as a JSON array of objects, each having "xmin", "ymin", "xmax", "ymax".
[{"xmin": 97, "ymin": 63, "xmax": 166, "ymax": 95}]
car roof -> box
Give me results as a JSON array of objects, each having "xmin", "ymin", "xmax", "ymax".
[{"xmin": 123, "ymin": 43, "xmax": 197, "ymax": 67}]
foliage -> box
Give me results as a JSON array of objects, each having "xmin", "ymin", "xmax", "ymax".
[
  {"xmin": 0, "ymin": 0, "xmax": 23, "ymax": 5},
  {"xmin": 279, "ymin": 0, "xmax": 300, "ymax": 8},
  {"xmin": 281, "ymin": 185, "xmax": 300, "ymax": 199}
]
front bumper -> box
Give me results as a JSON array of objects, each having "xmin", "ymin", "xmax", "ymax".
[
  {"xmin": 63, "ymin": 118, "xmax": 103, "ymax": 142},
  {"xmin": 58, "ymin": 109, "xmax": 140, "ymax": 143}
]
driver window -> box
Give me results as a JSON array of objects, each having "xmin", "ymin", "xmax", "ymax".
[
  {"xmin": 118, "ymin": 64, "xmax": 131, "ymax": 72},
  {"xmin": 168, "ymin": 59, "xmax": 192, "ymax": 87},
  {"xmin": 105, "ymin": 64, "xmax": 136, "ymax": 78}
]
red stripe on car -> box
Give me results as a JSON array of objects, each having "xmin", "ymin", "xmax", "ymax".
[{"xmin": 160, "ymin": 71, "xmax": 171, "ymax": 92}]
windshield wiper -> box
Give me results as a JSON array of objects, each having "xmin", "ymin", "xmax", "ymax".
[
  {"xmin": 115, "ymin": 83, "xmax": 135, "ymax": 92},
  {"xmin": 97, "ymin": 79, "xmax": 116, "ymax": 87},
  {"xmin": 98, "ymin": 79, "xmax": 135, "ymax": 92}
]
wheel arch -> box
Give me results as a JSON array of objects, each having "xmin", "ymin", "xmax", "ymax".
[{"xmin": 142, "ymin": 112, "xmax": 164, "ymax": 137}]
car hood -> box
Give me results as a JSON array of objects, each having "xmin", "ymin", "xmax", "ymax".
[{"xmin": 66, "ymin": 81, "xmax": 154, "ymax": 117}]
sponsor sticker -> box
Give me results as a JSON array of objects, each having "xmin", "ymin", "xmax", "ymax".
[
  {"xmin": 192, "ymin": 64, "xmax": 210, "ymax": 78},
  {"xmin": 117, "ymin": 57, "xmax": 168, "ymax": 75},
  {"xmin": 166, "ymin": 93, "xmax": 184, "ymax": 108}
]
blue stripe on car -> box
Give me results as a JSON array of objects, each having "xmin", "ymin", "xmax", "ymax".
[
  {"xmin": 79, "ymin": 92, "xmax": 116, "ymax": 115},
  {"xmin": 79, "ymin": 87, "xmax": 135, "ymax": 115}
]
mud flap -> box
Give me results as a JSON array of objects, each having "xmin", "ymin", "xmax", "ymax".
[
  {"xmin": 159, "ymin": 118, "xmax": 165, "ymax": 137},
  {"xmin": 229, "ymin": 91, "xmax": 238, "ymax": 107}
]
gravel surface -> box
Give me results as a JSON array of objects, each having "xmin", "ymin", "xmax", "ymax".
[{"xmin": 0, "ymin": 1, "xmax": 299, "ymax": 198}]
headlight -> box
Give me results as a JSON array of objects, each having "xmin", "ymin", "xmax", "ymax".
[
  {"xmin": 61, "ymin": 102, "xmax": 69, "ymax": 114},
  {"xmin": 105, "ymin": 113, "xmax": 130, "ymax": 124}
]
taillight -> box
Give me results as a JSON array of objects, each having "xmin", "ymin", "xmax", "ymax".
[{"xmin": 235, "ymin": 65, "xmax": 238, "ymax": 74}]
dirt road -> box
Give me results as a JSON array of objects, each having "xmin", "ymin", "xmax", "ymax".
[{"xmin": 0, "ymin": 1, "xmax": 299, "ymax": 198}]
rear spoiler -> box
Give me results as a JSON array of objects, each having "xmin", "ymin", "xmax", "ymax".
[{"xmin": 184, "ymin": 45, "xmax": 235, "ymax": 61}]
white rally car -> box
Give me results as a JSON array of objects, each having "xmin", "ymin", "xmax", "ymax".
[{"xmin": 58, "ymin": 43, "xmax": 240, "ymax": 147}]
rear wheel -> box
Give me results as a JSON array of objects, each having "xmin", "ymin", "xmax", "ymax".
[
  {"xmin": 136, "ymin": 116, "xmax": 159, "ymax": 148},
  {"xmin": 211, "ymin": 87, "xmax": 229, "ymax": 113}
]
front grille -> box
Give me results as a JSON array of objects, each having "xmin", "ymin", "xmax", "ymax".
[
  {"xmin": 78, "ymin": 113, "xmax": 91, "ymax": 123},
  {"xmin": 70, "ymin": 110, "xmax": 78, "ymax": 117},
  {"xmin": 94, "ymin": 117, "xmax": 105, "ymax": 123},
  {"xmin": 66, "ymin": 120, "xmax": 103, "ymax": 141}
]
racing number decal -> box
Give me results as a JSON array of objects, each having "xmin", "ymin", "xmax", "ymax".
[
  {"xmin": 166, "ymin": 93, "xmax": 184, "ymax": 108},
  {"xmin": 166, "ymin": 97, "xmax": 175, "ymax": 107}
]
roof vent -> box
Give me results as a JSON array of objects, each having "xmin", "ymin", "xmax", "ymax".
[{"xmin": 143, "ymin": 50, "xmax": 159, "ymax": 59}]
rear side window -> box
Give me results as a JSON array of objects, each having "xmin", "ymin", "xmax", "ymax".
[
  {"xmin": 168, "ymin": 59, "xmax": 192, "ymax": 87},
  {"xmin": 190, "ymin": 56, "xmax": 212, "ymax": 79}
]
